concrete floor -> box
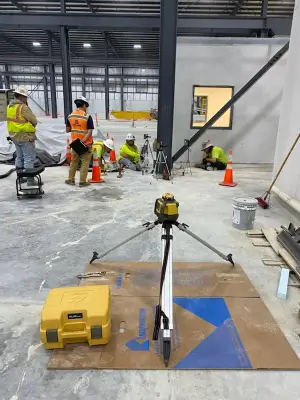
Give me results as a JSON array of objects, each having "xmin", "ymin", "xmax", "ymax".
[{"xmin": 1, "ymin": 141, "xmax": 300, "ymax": 399}]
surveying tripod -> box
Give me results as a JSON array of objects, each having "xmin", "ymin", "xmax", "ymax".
[
  {"xmin": 89, "ymin": 194, "xmax": 234, "ymax": 367},
  {"xmin": 141, "ymin": 134, "xmax": 155, "ymax": 173}
]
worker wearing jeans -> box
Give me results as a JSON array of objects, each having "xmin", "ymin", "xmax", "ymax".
[{"xmin": 6, "ymin": 86, "xmax": 38, "ymax": 186}]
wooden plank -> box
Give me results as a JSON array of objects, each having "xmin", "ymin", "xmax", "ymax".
[
  {"xmin": 262, "ymin": 228, "xmax": 281, "ymax": 255},
  {"xmin": 247, "ymin": 229, "xmax": 264, "ymax": 237},
  {"xmin": 262, "ymin": 259, "xmax": 286, "ymax": 266},
  {"xmin": 278, "ymin": 248, "xmax": 300, "ymax": 281},
  {"xmin": 252, "ymin": 238, "xmax": 271, "ymax": 247},
  {"xmin": 277, "ymin": 268, "xmax": 290, "ymax": 299}
]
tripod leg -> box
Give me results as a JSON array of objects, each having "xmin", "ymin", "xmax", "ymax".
[
  {"xmin": 176, "ymin": 222, "xmax": 234, "ymax": 265},
  {"xmin": 90, "ymin": 222, "xmax": 157, "ymax": 263},
  {"xmin": 161, "ymin": 225, "xmax": 173, "ymax": 366}
]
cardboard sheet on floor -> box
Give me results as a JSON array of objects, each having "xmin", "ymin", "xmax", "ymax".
[
  {"xmin": 48, "ymin": 295, "xmax": 300, "ymax": 370},
  {"xmin": 79, "ymin": 262, "xmax": 260, "ymax": 298}
]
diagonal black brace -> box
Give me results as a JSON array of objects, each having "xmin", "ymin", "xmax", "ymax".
[{"xmin": 172, "ymin": 42, "xmax": 289, "ymax": 163}]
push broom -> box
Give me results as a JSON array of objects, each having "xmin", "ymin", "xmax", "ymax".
[{"xmin": 257, "ymin": 133, "xmax": 300, "ymax": 209}]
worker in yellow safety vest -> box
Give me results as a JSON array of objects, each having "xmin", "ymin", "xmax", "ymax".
[
  {"xmin": 7, "ymin": 86, "xmax": 39, "ymax": 186},
  {"xmin": 65, "ymin": 96, "xmax": 95, "ymax": 187},
  {"xmin": 196, "ymin": 142, "xmax": 228, "ymax": 171},
  {"xmin": 118, "ymin": 133, "xmax": 141, "ymax": 171},
  {"xmin": 93, "ymin": 139, "xmax": 115, "ymax": 160}
]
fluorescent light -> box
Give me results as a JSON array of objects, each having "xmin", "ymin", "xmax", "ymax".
[
  {"xmin": 134, "ymin": 44, "xmax": 141, "ymax": 49},
  {"xmin": 33, "ymin": 42, "xmax": 41, "ymax": 47},
  {"xmin": 83, "ymin": 43, "xmax": 91, "ymax": 48}
]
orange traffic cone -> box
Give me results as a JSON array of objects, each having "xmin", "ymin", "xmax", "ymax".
[
  {"xmin": 132, "ymin": 118, "xmax": 136, "ymax": 128},
  {"xmin": 89, "ymin": 148, "xmax": 105, "ymax": 183},
  {"xmin": 219, "ymin": 150, "xmax": 237, "ymax": 187},
  {"xmin": 66, "ymin": 138, "xmax": 72, "ymax": 164},
  {"xmin": 110, "ymin": 138, "xmax": 117, "ymax": 162},
  {"xmin": 106, "ymin": 132, "xmax": 110, "ymax": 139}
]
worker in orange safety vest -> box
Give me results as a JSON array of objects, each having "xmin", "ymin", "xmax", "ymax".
[{"xmin": 65, "ymin": 96, "xmax": 94, "ymax": 187}]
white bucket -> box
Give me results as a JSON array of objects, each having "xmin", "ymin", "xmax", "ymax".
[{"xmin": 232, "ymin": 197, "xmax": 258, "ymax": 230}]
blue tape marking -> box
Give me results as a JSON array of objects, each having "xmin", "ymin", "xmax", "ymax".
[
  {"xmin": 138, "ymin": 309, "xmax": 146, "ymax": 339},
  {"xmin": 115, "ymin": 273, "xmax": 122, "ymax": 289},
  {"xmin": 125, "ymin": 308, "xmax": 150, "ymax": 351},
  {"xmin": 173, "ymin": 297, "xmax": 231, "ymax": 327},
  {"xmin": 174, "ymin": 318, "xmax": 252, "ymax": 369},
  {"xmin": 126, "ymin": 338, "xmax": 150, "ymax": 351}
]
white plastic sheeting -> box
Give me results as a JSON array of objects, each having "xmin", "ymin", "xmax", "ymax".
[{"xmin": 0, "ymin": 117, "xmax": 105, "ymax": 162}]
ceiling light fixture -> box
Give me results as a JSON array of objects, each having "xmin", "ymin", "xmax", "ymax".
[
  {"xmin": 134, "ymin": 44, "xmax": 142, "ymax": 49},
  {"xmin": 83, "ymin": 43, "xmax": 91, "ymax": 48},
  {"xmin": 33, "ymin": 42, "xmax": 41, "ymax": 47}
]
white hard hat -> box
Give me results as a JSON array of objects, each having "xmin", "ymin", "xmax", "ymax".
[
  {"xmin": 202, "ymin": 142, "xmax": 213, "ymax": 150},
  {"xmin": 74, "ymin": 96, "xmax": 89, "ymax": 107},
  {"xmin": 14, "ymin": 86, "xmax": 28, "ymax": 97},
  {"xmin": 103, "ymin": 139, "xmax": 114, "ymax": 150},
  {"xmin": 126, "ymin": 133, "xmax": 136, "ymax": 141}
]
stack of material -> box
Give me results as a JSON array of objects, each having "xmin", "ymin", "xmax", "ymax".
[{"xmin": 247, "ymin": 226, "xmax": 300, "ymax": 301}]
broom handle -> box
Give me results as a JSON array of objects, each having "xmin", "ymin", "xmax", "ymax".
[{"xmin": 268, "ymin": 133, "xmax": 300, "ymax": 193}]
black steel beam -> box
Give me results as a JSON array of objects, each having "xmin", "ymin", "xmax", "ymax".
[
  {"xmin": 277, "ymin": 230, "xmax": 300, "ymax": 272},
  {"xmin": 9, "ymin": 0, "xmax": 27, "ymax": 12},
  {"xmin": 104, "ymin": 33, "xmax": 110, "ymax": 120},
  {"xmin": 4, "ymin": 64, "xmax": 10, "ymax": 89},
  {"xmin": 0, "ymin": 74, "xmax": 3, "ymax": 89},
  {"xmin": 106, "ymin": 33, "xmax": 120, "ymax": 58},
  {"xmin": 157, "ymin": 0, "xmax": 178, "ymax": 169},
  {"xmin": 120, "ymin": 67, "xmax": 124, "ymax": 111},
  {"xmin": 82, "ymin": 66, "xmax": 86, "ymax": 97},
  {"xmin": 48, "ymin": 35, "xmax": 57, "ymax": 118},
  {"xmin": 60, "ymin": 27, "xmax": 72, "ymax": 118},
  {"xmin": 172, "ymin": 42, "xmax": 289, "ymax": 163},
  {"xmin": 0, "ymin": 13, "xmax": 292, "ymax": 35},
  {"xmin": 85, "ymin": 0, "xmax": 95, "ymax": 13},
  {"xmin": 230, "ymin": 0, "xmax": 247, "ymax": 16},
  {"xmin": 43, "ymin": 65, "xmax": 50, "ymax": 116},
  {"xmin": 0, "ymin": 71, "xmax": 159, "ymax": 79},
  {"xmin": 0, "ymin": 33, "xmax": 34, "ymax": 55},
  {"xmin": 0, "ymin": 55, "xmax": 159, "ymax": 67}
]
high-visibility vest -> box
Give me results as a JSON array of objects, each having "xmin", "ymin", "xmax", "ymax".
[
  {"xmin": 7, "ymin": 104, "xmax": 36, "ymax": 135},
  {"xmin": 93, "ymin": 141, "xmax": 105, "ymax": 159},
  {"xmin": 68, "ymin": 109, "xmax": 92, "ymax": 146}
]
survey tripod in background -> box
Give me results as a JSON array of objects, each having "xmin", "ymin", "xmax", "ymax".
[
  {"xmin": 140, "ymin": 134, "xmax": 155, "ymax": 174},
  {"xmin": 179, "ymin": 139, "xmax": 192, "ymax": 176},
  {"xmin": 89, "ymin": 194, "xmax": 234, "ymax": 367}
]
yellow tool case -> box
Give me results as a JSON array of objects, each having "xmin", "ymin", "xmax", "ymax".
[{"xmin": 40, "ymin": 285, "xmax": 111, "ymax": 350}]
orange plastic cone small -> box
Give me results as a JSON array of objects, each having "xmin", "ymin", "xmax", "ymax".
[
  {"xmin": 219, "ymin": 150, "xmax": 237, "ymax": 187},
  {"xmin": 132, "ymin": 118, "xmax": 136, "ymax": 128},
  {"xmin": 66, "ymin": 138, "xmax": 72, "ymax": 164},
  {"xmin": 106, "ymin": 132, "xmax": 110, "ymax": 139},
  {"xmin": 89, "ymin": 148, "xmax": 105, "ymax": 183},
  {"xmin": 110, "ymin": 138, "xmax": 117, "ymax": 162}
]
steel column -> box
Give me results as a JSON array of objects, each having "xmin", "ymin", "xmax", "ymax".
[
  {"xmin": 261, "ymin": 0, "xmax": 269, "ymax": 35},
  {"xmin": 104, "ymin": 33, "xmax": 110, "ymax": 120},
  {"xmin": 4, "ymin": 64, "xmax": 10, "ymax": 89},
  {"xmin": 43, "ymin": 65, "xmax": 50, "ymax": 116},
  {"xmin": 60, "ymin": 26, "xmax": 73, "ymax": 118},
  {"xmin": 172, "ymin": 42, "xmax": 289, "ymax": 162},
  {"xmin": 82, "ymin": 66, "xmax": 86, "ymax": 97},
  {"xmin": 120, "ymin": 67, "xmax": 124, "ymax": 111},
  {"xmin": 0, "ymin": 74, "xmax": 3, "ymax": 89},
  {"xmin": 48, "ymin": 35, "xmax": 57, "ymax": 118},
  {"xmin": 157, "ymin": 0, "xmax": 178, "ymax": 169}
]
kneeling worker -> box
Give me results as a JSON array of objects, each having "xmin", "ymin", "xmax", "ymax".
[
  {"xmin": 93, "ymin": 138, "xmax": 115, "ymax": 168},
  {"xmin": 118, "ymin": 133, "xmax": 141, "ymax": 171},
  {"xmin": 65, "ymin": 96, "xmax": 94, "ymax": 187},
  {"xmin": 200, "ymin": 143, "xmax": 227, "ymax": 171}
]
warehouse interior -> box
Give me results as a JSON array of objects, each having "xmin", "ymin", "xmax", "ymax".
[{"xmin": 1, "ymin": 1, "xmax": 300, "ymax": 399}]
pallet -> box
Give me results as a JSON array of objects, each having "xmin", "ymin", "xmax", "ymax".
[{"xmin": 247, "ymin": 228, "xmax": 300, "ymax": 282}]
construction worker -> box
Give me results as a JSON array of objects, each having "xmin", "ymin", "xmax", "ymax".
[
  {"xmin": 93, "ymin": 139, "xmax": 115, "ymax": 171},
  {"xmin": 7, "ymin": 86, "xmax": 39, "ymax": 186},
  {"xmin": 118, "ymin": 133, "xmax": 141, "ymax": 171},
  {"xmin": 65, "ymin": 96, "xmax": 95, "ymax": 187},
  {"xmin": 197, "ymin": 143, "xmax": 227, "ymax": 171}
]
